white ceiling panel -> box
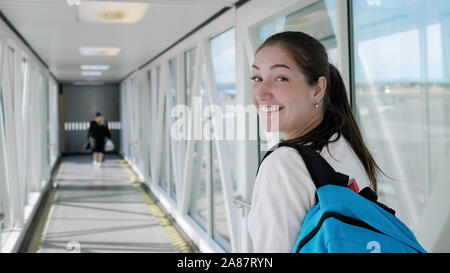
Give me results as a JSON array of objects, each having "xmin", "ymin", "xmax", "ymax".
[{"xmin": 0, "ymin": 0, "xmax": 237, "ymax": 83}]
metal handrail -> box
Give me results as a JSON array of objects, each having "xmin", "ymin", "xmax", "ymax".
[
  {"xmin": 233, "ymin": 195, "xmax": 251, "ymax": 208},
  {"xmin": 233, "ymin": 195, "xmax": 251, "ymax": 217}
]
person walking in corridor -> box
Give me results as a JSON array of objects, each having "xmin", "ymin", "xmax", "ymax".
[{"xmin": 88, "ymin": 113, "xmax": 111, "ymax": 168}]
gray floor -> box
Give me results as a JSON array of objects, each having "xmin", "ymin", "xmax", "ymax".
[{"xmin": 38, "ymin": 154, "xmax": 177, "ymax": 253}]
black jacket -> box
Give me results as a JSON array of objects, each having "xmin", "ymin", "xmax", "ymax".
[{"xmin": 88, "ymin": 120, "xmax": 110, "ymax": 141}]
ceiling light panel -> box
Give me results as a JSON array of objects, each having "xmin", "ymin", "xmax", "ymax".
[
  {"xmin": 73, "ymin": 81, "xmax": 105, "ymax": 86},
  {"xmin": 81, "ymin": 65, "xmax": 110, "ymax": 70},
  {"xmin": 77, "ymin": 1, "xmax": 150, "ymax": 24},
  {"xmin": 81, "ymin": 71, "xmax": 102, "ymax": 76},
  {"xmin": 79, "ymin": 47, "xmax": 121, "ymax": 56}
]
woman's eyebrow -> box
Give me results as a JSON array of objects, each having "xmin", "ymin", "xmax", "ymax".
[
  {"xmin": 270, "ymin": 64, "xmax": 290, "ymax": 70},
  {"xmin": 251, "ymin": 64, "xmax": 291, "ymax": 70}
]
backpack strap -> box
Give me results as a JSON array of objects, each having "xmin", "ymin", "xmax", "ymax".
[
  {"xmin": 257, "ymin": 142, "xmax": 349, "ymax": 203},
  {"xmin": 257, "ymin": 142, "xmax": 397, "ymax": 215},
  {"xmin": 258, "ymin": 142, "xmax": 349, "ymax": 189}
]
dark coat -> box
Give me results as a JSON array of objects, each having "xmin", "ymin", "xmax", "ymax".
[{"xmin": 88, "ymin": 120, "xmax": 111, "ymax": 152}]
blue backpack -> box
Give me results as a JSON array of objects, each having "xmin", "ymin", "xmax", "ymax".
[{"xmin": 260, "ymin": 142, "xmax": 426, "ymax": 253}]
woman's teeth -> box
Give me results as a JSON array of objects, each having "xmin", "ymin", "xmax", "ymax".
[{"xmin": 260, "ymin": 105, "xmax": 283, "ymax": 113}]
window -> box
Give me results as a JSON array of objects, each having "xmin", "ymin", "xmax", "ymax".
[
  {"xmin": 169, "ymin": 58, "xmax": 177, "ymax": 106},
  {"xmin": 352, "ymin": 0, "xmax": 450, "ymax": 229},
  {"xmin": 188, "ymin": 62, "xmax": 208, "ymax": 228},
  {"xmin": 0, "ymin": 79, "xmax": 10, "ymax": 234},
  {"xmin": 159, "ymin": 101, "xmax": 168, "ymax": 192},
  {"xmin": 189, "ymin": 140, "xmax": 208, "ymax": 230},
  {"xmin": 210, "ymin": 28, "xmax": 236, "ymax": 104},
  {"xmin": 8, "ymin": 47, "xmax": 14, "ymax": 92},
  {"xmin": 184, "ymin": 48, "xmax": 196, "ymax": 108},
  {"xmin": 255, "ymin": 0, "xmax": 339, "ymax": 156},
  {"xmin": 168, "ymin": 58, "xmax": 178, "ymax": 200},
  {"xmin": 209, "ymin": 28, "xmax": 238, "ymax": 250},
  {"xmin": 257, "ymin": 0, "xmax": 338, "ymax": 65},
  {"xmin": 212, "ymin": 143, "xmax": 230, "ymax": 250},
  {"xmin": 147, "ymin": 70, "xmax": 152, "ymax": 179},
  {"xmin": 156, "ymin": 65, "xmax": 161, "ymax": 108}
]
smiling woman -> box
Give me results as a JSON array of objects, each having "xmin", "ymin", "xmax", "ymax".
[{"xmin": 247, "ymin": 31, "xmax": 384, "ymax": 252}]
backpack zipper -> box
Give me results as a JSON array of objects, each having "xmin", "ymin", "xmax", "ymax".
[{"xmin": 295, "ymin": 212, "xmax": 422, "ymax": 253}]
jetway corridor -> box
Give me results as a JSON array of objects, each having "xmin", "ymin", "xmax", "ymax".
[
  {"xmin": 22, "ymin": 154, "xmax": 195, "ymax": 253},
  {"xmin": 0, "ymin": 0, "xmax": 449, "ymax": 254}
]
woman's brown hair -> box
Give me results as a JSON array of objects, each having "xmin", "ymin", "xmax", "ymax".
[{"xmin": 257, "ymin": 31, "xmax": 383, "ymax": 192}]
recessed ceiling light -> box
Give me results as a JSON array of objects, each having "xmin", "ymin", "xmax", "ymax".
[
  {"xmin": 73, "ymin": 81, "xmax": 105, "ymax": 86},
  {"xmin": 66, "ymin": 0, "xmax": 81, "ymax": 6},
  {"xmin": 81, "ymin": 71, "xmax": 102, "ymax": 76},
  {"xmin": 79, "ymin": 47, "xmax": 121, "ymax": 56},
  {"xmin": 77, "ymin": 1, "xmax": 150, "ymax": 24},
  {"xmin": 81, "ymin": 65, "xmax": 110, "ymax": 70}
]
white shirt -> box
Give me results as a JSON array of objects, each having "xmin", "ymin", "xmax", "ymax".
[{"xmin": 247, "ymin": 134, "xmax": 371, "ymax": 253}]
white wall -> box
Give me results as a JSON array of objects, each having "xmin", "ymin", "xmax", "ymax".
[{"xmin": 0, "ymin": 15, "xmax": 60, "ymax": 252}]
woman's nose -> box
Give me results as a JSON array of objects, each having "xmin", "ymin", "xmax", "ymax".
[{"xmin": 254, "ymin": 82, "xmax": 273, "ymax": 102}]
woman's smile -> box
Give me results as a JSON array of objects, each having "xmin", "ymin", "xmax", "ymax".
[{"xmin": 259, "ymin": 105, "xmax": 285, "ymax": 115}]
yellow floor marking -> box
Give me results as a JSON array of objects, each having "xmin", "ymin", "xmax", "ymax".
[{"xmin": 120, "ymin": 160, "xmax": 192, "ymax": 253}]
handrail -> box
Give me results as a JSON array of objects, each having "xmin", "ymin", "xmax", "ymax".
[
  {"xmin": 233, "ymin": 195, "xmax": 251, "ymax": 217},
  {"xmin": 233, "ymin": 195, "xmax": 251, "ymax": 208}
]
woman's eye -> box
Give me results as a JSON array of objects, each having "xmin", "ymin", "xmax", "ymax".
[
  {"xmin": 251, "ymin": 76, "xmax": 262, "ymax": 82},
  {"xmin": 276, "ymin": 76, "xmax": 288, "ymax": 82}
]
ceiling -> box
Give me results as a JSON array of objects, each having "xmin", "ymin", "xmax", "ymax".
[{"xmin": 0, "ymin": 0, "xmax": 238, "ymax": 83}]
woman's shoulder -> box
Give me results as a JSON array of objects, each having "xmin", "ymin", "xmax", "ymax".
[
  {"xmin": 261, "ymin": 146, "xmax": 305, "ymax": 167},
  {"xmin": 258, "ymin": 146, "xmax": 312, "ymax": 185},
  {"xmin": 320, "ymin": 134, "xmax": 371, "ymax": 190}
]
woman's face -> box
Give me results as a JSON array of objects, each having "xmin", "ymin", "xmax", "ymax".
[{"xmin": 250, "ymin": 45, "xmax": 324, "ymax": 140}]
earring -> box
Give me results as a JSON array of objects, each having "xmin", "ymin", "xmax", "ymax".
[{"xmin": 314, "ymin": 103, "xmax": 319, "ymax": 108}]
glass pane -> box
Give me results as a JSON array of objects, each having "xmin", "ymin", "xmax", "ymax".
[
  {"xmin": 184, "ymin": 48, "xmax": 196, "ymax": 151},
  {"xmin": 169, "ymin": 136, "xmax": 176, "ymax": 200},
  {"xmin": 169, "ymin": 57, "xmax": 178, "ymax": 198},
  {"xmin": 159, "ymin": 101, "xmax": 168, "ymax": 192},
  {"xmin": 210, "ymin": 28, "xmax": 236, "ymax": 104},
  {"xmin": 352, "ymin": 0, "xmax": 450, "ymax": 229},
  {"xmin": 185, "ymin": 48, "xmax": 196, "ymax": 107},
  {"xmin": 9, "ymin": 47, "xmax": 14, "ymax": 92},
  {"xmin": 189, "ymin": 71, "xmax": 208, "ymax": 230},
  {"xmin": 189, "ymin": 140, "xmax": 208, "ymax": 230},
  {"xmin": 147, "ymin": 70, "xmax": 152, "ymax": 179},
  {"xmin": 0, "ymin": 86, "xmax": 11, "ymax": 232},
  {"xmin": 169, "ymin": 58, "xmax": 177, "ymax": 105},
  {"xmin": 212, "ymin": 142, "xmax": 231, "ymax": 250},
  {"xmin": 257, "ymin": 0, "xmax": 338, "ymax": 65},
  {"xmin": 0, "ymin": 40, "xmax": 7, "ymax": 233},
  {"xmin": 156, "ymin": 66, "xmax": 161, "ymax": 108},
  {"xmin": 210, "ymin": 28, "xmax": 238, "ymax": 195},
  {"xmin": 168, "ymin": 58, "xmax": 178, "ymax": 201},
  {"xmin": 255, "ymin": 0, "xmax": 338, "ymax": 154}
]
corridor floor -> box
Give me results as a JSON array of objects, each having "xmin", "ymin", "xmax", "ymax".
[{"xmin": 31, "ymin": 155, "xmax": 187, "ymax": 253}]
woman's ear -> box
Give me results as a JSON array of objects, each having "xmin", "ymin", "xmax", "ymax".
[{"xmin": 313, "ymin": 76, "xmax": 327, "ymax": 102}]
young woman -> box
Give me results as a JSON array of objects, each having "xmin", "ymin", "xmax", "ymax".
[
  {"xmin": 247, "ymin": 31, "xmax": 384, "ymax": 252},
  {"xmin": 89, "ymin": 115, "xmax": 111, "ymax": 168}
]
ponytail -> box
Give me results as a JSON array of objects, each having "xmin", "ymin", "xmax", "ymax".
[{"xmin": 327, "ymin": 63, "xmax": 382, "ymax": 192}]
